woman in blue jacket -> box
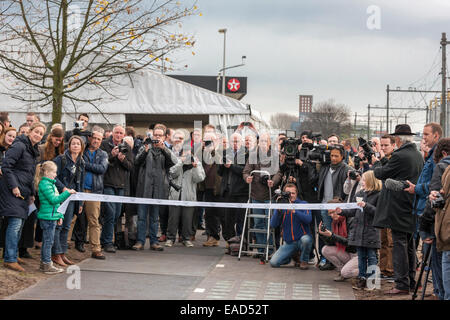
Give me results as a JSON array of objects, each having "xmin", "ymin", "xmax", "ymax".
[{"xmin": 269, "ymin": 183, "xmax": 312, "ymax": 270}]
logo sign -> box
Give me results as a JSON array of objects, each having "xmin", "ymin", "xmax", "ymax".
[{"xmin": 227, "ymin": 78, "xmax": 241, "ymax": 92}]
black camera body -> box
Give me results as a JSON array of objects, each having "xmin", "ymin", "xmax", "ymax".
[
  {"xmin": 358, "ymin": 137, "xmax": 375, "ymax": 164},
  {"xmin": 275, "ymin": 190, "xmax": 291, "ymax": 204},
  {"xmin": 320, "ymin": 223, "xmax": 327, "ymax": 232},
  {"xmin": 349, "ymin": 170, "xmax": 360, "ymax": 180},
  {"xmin": 117, "ymin": 143, "xmax": 129, "ymax": 154},
  {"xmin": 281, "ymin": 138, "xmax": 302, "ymax": 168},
  {"xmin": 431, "ymin": 193, "xmax": 446, "ymax": 209},
  {"xmin": 260, "ymin": 174, "xmax": 270, "ymax": 186}
]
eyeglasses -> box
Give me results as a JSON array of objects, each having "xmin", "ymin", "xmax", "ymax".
[{"xmin": 153, "ymin": 134, "xmax": 164, "ymax": 137}]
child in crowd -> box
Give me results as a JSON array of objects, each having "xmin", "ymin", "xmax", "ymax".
[
  {"xmin": 350, "ymin": 170, "xmax": 382, "ymax": 289},
  {"xmin": 35, "ymin": 161, "xmax": 75, "ymax": 274}
]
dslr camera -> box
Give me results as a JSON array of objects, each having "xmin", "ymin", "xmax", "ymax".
[
  {"xmin": 348, "ymin": 170, "xmax": 360, "ymax": 180},
  {"xmin": 431, "ymin": 193, "xmax": 446, "ymax": 209},
  {"xmin": 117, "ymin": 143, "xmax": 129, "ymax": 154},
  {"xmin": 358, "ymin": 137, "xmax": 375, "ymax": 164},
  {"xmin": 275, "ymin": 189, "xmax": 291, "ymax": 204},
  {"xmin": 143, "ymin": 133, "xmax": 160, "ymax": 146}
]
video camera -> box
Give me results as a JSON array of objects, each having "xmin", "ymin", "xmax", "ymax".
[
  {"xmin": 298, "ymin": 133, "xmax": 331, "ymax": 165},
  {"xmin": 280, "ymin": 138, "xmax": 302, "ymax": 168}
]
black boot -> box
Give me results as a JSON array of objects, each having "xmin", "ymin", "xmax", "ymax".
[
  {"xmin": 19, "ymin": 248, "xmax": 33, "ymax": 259},
  {"xmin": 75, "ymin": 242, "xmax": 86, "ymax": 253}
]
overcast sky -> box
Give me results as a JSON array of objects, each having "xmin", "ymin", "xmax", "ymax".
[{"xmin": 167, "ymin": 0, "xmax": 450, "ymax": 133}]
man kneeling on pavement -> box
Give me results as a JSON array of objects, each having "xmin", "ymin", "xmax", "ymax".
[{"xmin": 269, "ymin": 183, "xmax": 313, "ymax": 270}]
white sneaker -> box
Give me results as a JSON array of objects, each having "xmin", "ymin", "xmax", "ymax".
[
  {"xmin": 183, "ymin": 240, "xmax": 194, "ymax": 247},
  {"xmin": 165, "ymin": 239, "xmax": 173, "ymax": 247}
]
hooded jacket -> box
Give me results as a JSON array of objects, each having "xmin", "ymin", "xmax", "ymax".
[{"xmin": 37, "ymin": 177, "xmax": 71, "ymax": 221}]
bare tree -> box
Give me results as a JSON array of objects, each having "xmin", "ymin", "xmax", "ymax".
[
  {"xmin": 269, "ymin": 112, "xmax": 298, "ymax": 130},
  {"xmin": 0, "ymin": 0, "xmax": 199, "ymax": 123},
  {"xmin": 301, "ymin": 99, "xmax": 352, "ymax": 138}
]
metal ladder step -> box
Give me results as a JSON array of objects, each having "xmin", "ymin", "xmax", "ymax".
[
  {"xmin": 248, "ymin": 228, "xmax": 270, "ymax": 234},
  {"xmin": 248, "ymin": 244, "xmax": 276, "ymax": 249},
  {"xmin": 247, "ymin": 214, "xmax": 269, "ymax": 219}
]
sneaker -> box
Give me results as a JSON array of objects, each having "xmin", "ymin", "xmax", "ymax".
[
  {"xmin": 40, "ymin": 262, "xmax": 64, "ymax": 274},
  {"xmin": 203, "ymin": 237, "xmax": 219, "ymax": 247},
  {"xmin": 308, "ymin": 258, "xmax": 316, "ymax": 265},
  {"xmin": 165, "ymin": 240, "xmax": 174, "ymax": 247},
  {"xmin": 318, "ymin": 257, "xmax": 327, "ymax": 268},
  {"xmin": 334, "ymin": 274, "xmax": 347, "ymax": 282},
  {"xmin": 131, "ymin": 242, "xmax": 144, "ymax": 251},
  {"xmin": 104, "ymin": 244, "xmax": 116, "ymax": 253},
  {"xmin": 183, "ymin": 240, "xmax": 194, "ymax": 247}
]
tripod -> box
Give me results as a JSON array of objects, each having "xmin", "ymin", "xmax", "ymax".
[{"xmin": 411, "ymin": 244, "xmax": 432, "ymax": 300}]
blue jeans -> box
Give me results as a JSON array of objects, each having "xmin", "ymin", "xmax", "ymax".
[
  {"xmin": 53, "ymin": 200, "xmax": 75, "ymax": 255},
  {"xmin": 442, "ymin": 251, "xmax": 450, "ymax": 300},
  {"xmin": 100, "ymin": 187, "xmax": 124, "ymax": 247},
  {"xmin": 270, "ymin": 235, "xmax": 313, "ymax": 267},
  {"xmin": 320, "ymin": 209, "xmax": 332, "ymax": 231},
  {"xmin": 4, "ymin": 217, "xmax": 25, "ymax": 263},
  {"xmin": 251, "ymin": 199, "xmax": 273, "ymax": 254},
  {"xmin": 422, "ymin": 241, "xmax": 445, "ymax": 300},
  {"xmin": 137, "ymin": 204, "xmax": 160, "ymax": 246},
  {"xmin": 356, "ymin": 247, "xmax": 378, "ymax": 279},
  {"xmin": 40, "ymin": 219, "xmax": 57, "ymax": 263}
]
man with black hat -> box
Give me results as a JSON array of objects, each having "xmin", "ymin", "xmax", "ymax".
[{"xmin": 372, "ymin": 124, "xmax": 424, "ymax": 295}]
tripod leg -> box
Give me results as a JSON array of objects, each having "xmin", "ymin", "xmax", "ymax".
[
  {"xmin": 412, "ymin": 244, "xmax": 431, "ymax": 300},
  {"xmin": 421, "ymin": 250, "xmax": 433, "ymax": 300}
]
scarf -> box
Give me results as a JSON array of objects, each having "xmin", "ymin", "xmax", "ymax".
[{"xmin": 332, "ymin": 215, "xmax": 347, "ymax": 252}]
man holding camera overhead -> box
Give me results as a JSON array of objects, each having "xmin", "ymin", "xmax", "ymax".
[
  {"xmin": 100, "ymin": 124, "xmax": 134, "ymax": 253},
  {"xmin": 132, "ymin": 124, "xmax": 178, "ymax": 251},
  {"xmin": 372, "ymin": 124, "xmax": 423, "ymax": 295}
]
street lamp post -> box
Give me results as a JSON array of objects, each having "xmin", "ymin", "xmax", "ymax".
[{"xmin": 218, "ymin": 28, "xmax": 227, "ymax": 95}]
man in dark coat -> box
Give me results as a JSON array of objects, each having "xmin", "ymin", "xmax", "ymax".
[
  {"xmin": 132, "ymin": 124, "xmax": 178, "ymax": 251},
  {"xmin": 373, "ymin": 124, "xmax": 424, "ymax": 295}
]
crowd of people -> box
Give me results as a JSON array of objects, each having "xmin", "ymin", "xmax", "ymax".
[{"xmin": 0, "ymin": 110, "xmax": 449, "ymax": 300}]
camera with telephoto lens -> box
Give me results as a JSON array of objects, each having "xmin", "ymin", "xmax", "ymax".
[
  {"xmin": 275, "ymin": 189, "xmax": 291, "ymax": 204},
  {"xmin": 349, "ymin": 170, "xmax": 360, "ymax": 180},
  {"xmin": 431, "ymin": 193, "xmax": 446, "ymax": 209},
  {"xmin": 117, "ymin": 143, "xmax": 129, "ymax": 154},
  {"xmin": 358, "ymin": 137, "xmax": 375, "ymax": 164}
]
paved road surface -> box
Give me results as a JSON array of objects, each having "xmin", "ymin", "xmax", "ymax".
[{"xmin": 9, "ymin": 232, "xmax": 354, "ymax": 300}]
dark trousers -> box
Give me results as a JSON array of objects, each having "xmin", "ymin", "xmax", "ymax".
[
  {"xmin": 167, "ymin": 206, "xmax": 194, "ymax": 241},
  {"xmin": 72, "ymin": 211, "xmax": 87, "ymax": 244},
  {"xmin": 159, "ymin": 205, "xmax": 169, "ymax": 236},
  {"xmin": 192, "ymin": 190, "xmax": 205, "ymax": 235},
  {"xmin": 392, "ymin": 230, "xmax": 416, "ymax": 291},
  {"xmin": 204, "ymin": 189, "xmax": 222, "ymax": 240},
  {"xmin": 19, "ymin": 211, "xmax": 36, "ymax": 249},
  {"xmin": 221, "ymin": 193, "xmax": 247, "ymax": 241}
]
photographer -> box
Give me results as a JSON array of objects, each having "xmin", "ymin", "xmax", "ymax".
[
  {"xmin": 243, "ymin": 132, "xmax": 282, "ymax": 258},
  {"xmin": 427, "ymin": 143, "xmax": 450, "ymax": 300},
  {"xmin": 100, "ymin": 125, "xmax": 133, "ymax": 253},
  {"xmin": 218, "ymin": 133, "xmax": 249, "ymax": 240},
  {"xmin": 419, "ymin": 137, "xmax": 450, "ymax": 300},
  {"xmin": 372, "ymin": 124, "xmax": 423, "ymax": 295},
  {"xmin": 313, "ymin": 144, "xmax": 352, "ymax": 270},
  {"xmin": 318, "ymin": 198, "xmax": 358, "ymax": 281},
  {"xmin": 165, "ymin": 131, "xmax": 205, "ymax": 248},
  {"xmin": 132, "ymin": 124, "xmax": 178, "ymax": 251},
  {"xmin": 269, "ymin": 183, "xmax": 312, "ymax": 270},
  {"xmin": 64, "ymin": 113, "xmax": 91, "ymax": 144}
]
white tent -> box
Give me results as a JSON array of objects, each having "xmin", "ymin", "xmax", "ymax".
[{"xmin": 0, "ymin": 67, "xmax": 269, "ymax": 134}]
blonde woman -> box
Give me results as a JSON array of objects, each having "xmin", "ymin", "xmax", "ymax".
[{"xmin": 345, "ymin": 170, "xmax": 382, "ymax": 289}]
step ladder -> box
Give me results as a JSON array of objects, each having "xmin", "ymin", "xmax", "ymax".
[{"xmin": 238, "ymin": 170, "xmax": 276, "ymax": 262}]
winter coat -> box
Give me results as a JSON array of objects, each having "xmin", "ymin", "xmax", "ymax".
[
  {"xmin": 53, "ymin": 149, "xmax": 86, "ymax": 192},
  {"xmin": 373, "ymin": 142, "xmax": 424, "ymax": 233},
  {"xmin": 435, "ymin": 165, "xmax": 450, "ymax": 252},
  {"xmin": 168, "ymin": 160, "xmax": 206, "ymax": 201},
  {"xmin": 346, "ymin": 190, "xmax": 381, "ymax": 249},
  {"xmin": 37, "ymin": 177, "xmax": 71, "ymax": 221},
  {"xmin": 82, "ymin": 147, "xmax": 108, "ymax": 194},
  {"xmin": 0, "ymin": 134, "xmax": 40, "ymax": 220},
  {"xmin": 100, "ymin": 136, "xmax": 134, "ymax": 189},
  {"xmin": 413, "ymin": 144, "xmax": 436, "ymax": 216},
  {"xmin": 135, "ymin": 144, "xmax": 179, "ymax": 199},
  {"xmin": 419, "ymin": 156, "xmax": 450, "ymax": 239},
  {"xmin": 242, "ymin": 148, "xmax": 282, "ymax": 201},
  {"xmin": 0, "ymin": 145, "xmax": 6, "ymax": 169},
  {"xmin": 315, "ymin": 161, "xmax": 352, "ymax": 202},
  {"xmin": 270, "ymin": 199, "xmax": 312, "ymax": 243},
  {"xmin": 218, "ymin": 147, "xmax": 249, "ymax": 197}
]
